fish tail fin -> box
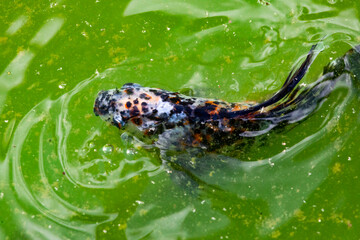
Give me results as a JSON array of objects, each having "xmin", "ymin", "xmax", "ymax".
[
  {"xmin": 247, "ymin": 44, "xmax": 321, "ymax": 114},
  {"xmin": 252, "ymin": 44, "xmax": 360, "ymax": 124}
]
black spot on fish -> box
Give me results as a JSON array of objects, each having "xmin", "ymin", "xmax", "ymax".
[
  {"xmin": 194, "ymin": 107, "xmax": 210, "ymax": 120},
  {"xmin": 149, "ymin": 89, "xmax": 162, "ymax": 96},
  {"xmin": 130, "ymin": 106, "xmax": 140, "ymax": 116},
  {"xmin": 181, "ymin": 99, "xmax": 195, "ymax": 105},
  {"xmin": 131, "ymin": 117, "xmax": 142, "ymax": 125},
  {"xmin": 160, "ymin": 93, "xmax": 169, "ymax": 101},
  {"xmin": 205, "ymin": 104, "xmax": 217, "ymax": 112},
  {"xmin": 141, "ymin": 102, "xmax": 147, "ymax": 106},
  {"xmin": 139, "ymin": 93, "xmax": 151, "ymax": 100},
  {"xmin": 133, "ymin": 98, "xmax": 139, "ymax": 104},
  {"xmin": 170, "ymin": 97, "xmax": 180, "ymax": 104},
  {"xmin": 126, "ymin": 102, "xmax": 132, "ymax": 108},
  {"xmin": 184, "ymin": 106, "xmax": 192, "ymax": 115},
  {"xmin": 165, "ymin": 122, "xmax": 175, "ymax": 129},
  {"xmin": 125, "ymin": 88, "xmax": 134, "ymax": 95},
  {"xmin": 173, "ymin": 105, "xmax": 184, "ymax": 113},
  {"xmin": 218, "ymin": 108, "xmax": 228, "ymax": 118}
]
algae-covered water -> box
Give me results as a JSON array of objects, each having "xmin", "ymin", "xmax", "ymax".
[{"xmin": 1, "ymin": 0, "xmax": 360, "ymax": 239}]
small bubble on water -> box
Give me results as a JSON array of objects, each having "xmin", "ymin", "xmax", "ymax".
[
  {"xmin": 88, "ymin": 141, "xmax": 95, "ymax": 148},
  {"xmin": 126, "ymin": 148, "xmax": 136, "ymax": 155},
  {"xmin": 48, "ymin": 225, "xmax": 52, "ymax": 229},
  {"xmin": 327, "ymin": 0, "xmax": 337, "ymax": 4},
  {"xmin": 348, "ymin": 157, "xmax": 351, "ymax": 161},
  {"xmin": 50, "ymin": 2, "xmax": 57, "ymax": 8},
  {"xmin": 103, "ymin": 229, "xmax": 107, "ymax": 233},
  {"xmin": 81, "ymin": 31, "xmax": 88, "ymax": 38},
  {"xmin": 102, "ymin": 144, "xmax": 113, "ymax": 154},
  {"xmin": 0, "ymin": 192, "xmax": 4, "ymax": 199},
  {"xmin": 4, "ymin": 120, "xmax": 8, "ymax": 123},
  {"xmin": 59, "ymin": 83, "xmax": 66, "ymax": 89}
]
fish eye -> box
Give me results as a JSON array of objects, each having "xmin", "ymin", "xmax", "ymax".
[{"xmin": 113, "ymin": 114, "xmax": 126, "ymax": 129}]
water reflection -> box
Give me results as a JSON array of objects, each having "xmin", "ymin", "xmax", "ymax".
[
  {"xmin": 5, "ymin": 15, "xmax": 28, "ymax": 35},
  {"xmin": 30, "ymin": 18, "xmax": 64, "ymax": 47},
  {"xmin": 0, "ymin": 16, "xmax": 64, "ymax": 115},
  {"xmin": 0, "ymin": 51, "xmax": 34, "ymax": 114}
]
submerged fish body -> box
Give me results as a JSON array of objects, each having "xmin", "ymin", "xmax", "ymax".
[{"xmin": 94, "ymin": 45, "xmax": 360, "ymax": 152}]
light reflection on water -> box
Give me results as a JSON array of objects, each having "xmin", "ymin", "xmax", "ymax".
[{"xmin": 1, "ymin": 0, "xmax": 360, "ymax": 239}]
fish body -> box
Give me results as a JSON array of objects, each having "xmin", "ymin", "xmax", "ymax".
[
  {"xmin": 94, "ymin": 45, "xmax": 360, "ymax": 152},
  {"xmin": 94, "ymin": 83, "xmax": 259, "ymax": 149}
]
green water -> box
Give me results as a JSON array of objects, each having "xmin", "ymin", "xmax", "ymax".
[{"xmin": 1, "ymin": 0, "xmax": 360, "ymax": 239}]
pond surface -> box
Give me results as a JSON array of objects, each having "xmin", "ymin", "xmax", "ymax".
[{"xmin": 0, "ymin": 0, "xmax": 360, "ymax": 239}]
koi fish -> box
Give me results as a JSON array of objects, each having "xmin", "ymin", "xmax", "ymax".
[{"xmin": 94, "ymin": 45, "xmax": 360, "ymax": 153}]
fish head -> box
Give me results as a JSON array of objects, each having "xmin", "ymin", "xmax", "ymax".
[
  {"xmin": 94, "ymin": 83, "xmax": 165, "ymax": 131},
  {"xmin": 94, "ymin": 87, "xmax": 128, "ymax": 129}
]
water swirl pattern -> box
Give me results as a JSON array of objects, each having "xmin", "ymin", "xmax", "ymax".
[{"xmin": 1, "ymin": 0, "xmax": 360, "ymax": 239}]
